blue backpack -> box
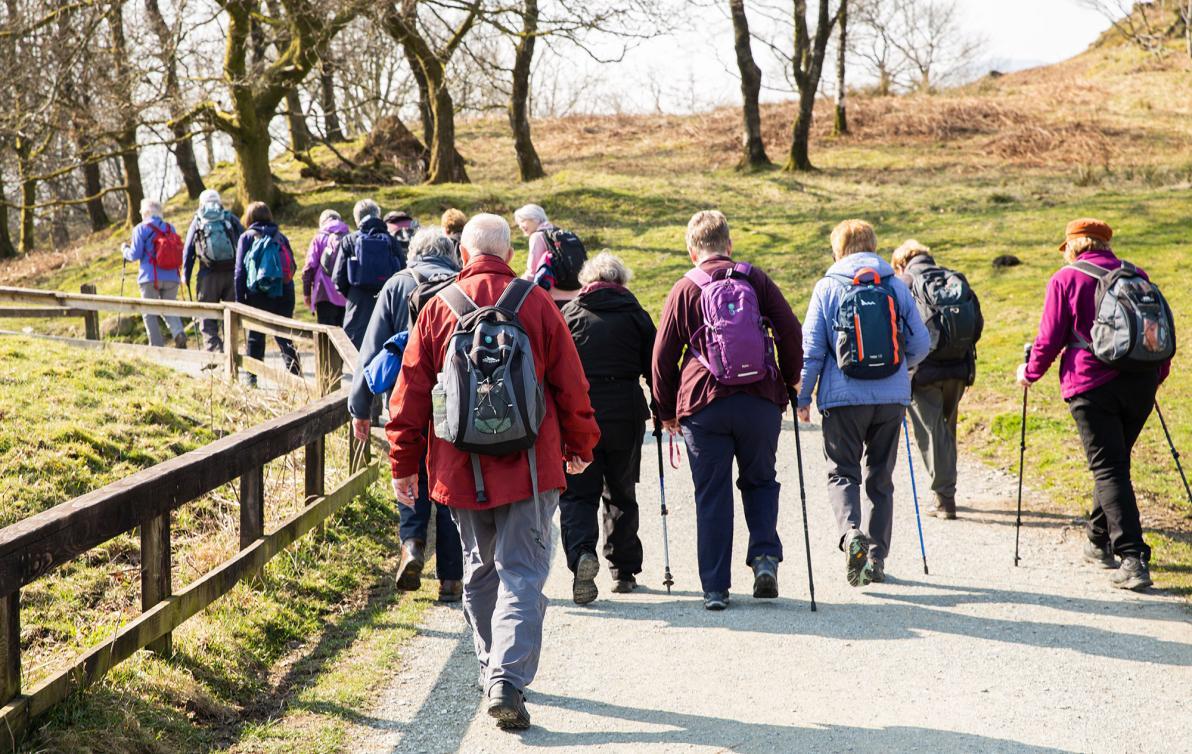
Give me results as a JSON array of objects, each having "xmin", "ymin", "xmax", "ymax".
[
  {"xmin": 346, "ymin": 228, "xmax": 401, "ymax": 291},
  {"xmin": 364, "ymin": 331, "xmax": 409, "ymax": 395},
  {"xmin": 831, "ymin": 267, "xmax": 905, "ymax": 380},
  {"xmin": 245, "ymin": 230, "xmax": 285, "ymax": 298}
]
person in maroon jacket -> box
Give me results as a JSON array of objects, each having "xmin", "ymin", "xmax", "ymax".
[
  {"xmin": 652, "ymin": 210, "xmax": 803, "ymax": 611},
  {"xmin": 386, "ymin": 213, "xmax": 599, "ymax": 730}
]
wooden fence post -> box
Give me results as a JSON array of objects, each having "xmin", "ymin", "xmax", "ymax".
[
  {"xmin": 240, "ymin": 465, "xmax": 264, "ymax": 550},
  {"xmin": 224, "ymin": 307, "xmax": 239, "ymax": 381},
  {"xmin": 0, "ymin": 591, "xmax": 19, "ymax": 705},
  {"xmin": 140, "ymin": 513, "xmax": 172, "ymax": 656},
  {"xmin": 80, "ymin": 284, "xmax": 100, "ymax": 341},
  {"xmin": 314, "ymin": 331, "xmax": 342, "ymax": 397}
]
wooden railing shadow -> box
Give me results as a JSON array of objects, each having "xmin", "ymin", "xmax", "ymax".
[{"xmin": 0, "ymin": 285, "xmax": 378, "ymax": 751}]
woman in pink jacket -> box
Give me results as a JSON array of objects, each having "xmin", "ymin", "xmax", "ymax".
[
  {"xmin": 302, "ymin": 209, "xmax": 350, "ymax": 326},
  {"xmin": 1016, "ymin": 218, "xmax": 1172, "ymax": 591}
]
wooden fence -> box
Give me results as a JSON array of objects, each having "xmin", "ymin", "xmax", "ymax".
[{"xmin": 0, "ymin": 286, "xmax": 379, "ymax": 750}]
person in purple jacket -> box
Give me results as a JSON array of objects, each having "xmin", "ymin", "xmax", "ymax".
[
  {"xmin": 302, "ymin": 209, "xmax": 349, "ymax": 326},
  {"xmin": 1016, "ymin": 218, "xmax": 1172, "ymax": 591}
]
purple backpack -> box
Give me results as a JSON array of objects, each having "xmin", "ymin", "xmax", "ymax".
[{"xmin": 685, "ymin": 262, "xmax": 776, "ymax": 385}]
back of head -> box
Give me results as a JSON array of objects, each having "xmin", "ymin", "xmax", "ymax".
[
  {"xmin": 513, "ymin": 204, "xmax": 548, "ymax": 225},
  {"xmin": 243, "ymin": 201, "xmax": 273, "ymax": 228},
  {"xmin": 442, "ymin": 208, "xmax": 467, "ymax": 236},
  {"xmin": 891, "ymin": 239, "xmax": 930, "ymax": 272},
  {"xmin": 461, "ymin": 214, "xmax": 512, "ymax": 259},
  {"xmin": 409, "ymin": 226, "xmax": 459, "ymax": 264},
  {"xmin": 578, "ymin": 251, "xmax": 632, "ymax": 287},
  {"xmin": 318, "ymin": 208, "xmax": 342, "ymax": 228},
  {"xmin": 686, "ymin": 210, "xmax": 731, "ymax": 259},
  {"xmin": 831, "ymin": 219, "xmax": 877, "ymax": 260},
  {"xmin": 141, "ymin": 198, "xmax": 163, "ymax": 220},
  {"xmin": 353, "ymin": 198, "xmax": 380, "ymax": 227}
]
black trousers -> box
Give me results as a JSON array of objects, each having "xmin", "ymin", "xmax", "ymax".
[
  {"xmin": 559, "ymin": 419, "xmax": 644, "ymax": 580},
  {"xmin": 245, "ymin": 287, "xmax": 301, "ymax": 376},
  {"xmin": 315, "ymin": 300, "xmax": 345, "ymax": 327},
  {"xmin": 1068, "ymin": 371, "xmax": 1158, "ymax": 560}
]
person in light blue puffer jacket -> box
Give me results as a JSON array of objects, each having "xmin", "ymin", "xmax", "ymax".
[{"xmin": 796, "ymin": 219, "xmax": 930, "ymax": 587}]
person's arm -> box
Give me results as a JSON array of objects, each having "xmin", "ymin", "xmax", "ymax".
[
  {"xmin": 233, "ymin": 234, "xmax": 248, "ymax": 302},
  {"xmin": 524, "ymin": 231, "xmax": 547, "ymax": 279},
  {"xmin": 797, "ymin": 279, "xmax": 830, "ymax": 408},
  {"xmin": 126, "ymin": 225, "xmax": 146, "ymax": 262},
  {"xmin": 637, "ymin": 308, "xmax": 658, "ymax": 390},
  {"xmin": 386, "ymin": 305, "xmax": 437, "ymax": 480},
  {"xmin": 1023, "ymin": 274, "xmax": 1071, "ymax": 383},
  {"xmin": 650, "ymin": 284, "xmax": 686, "ymax": 424},
  {"xmin": 896, "ymin": 279, "xmax": 931, "ymax": 368},
  {"xmin": 333, "ymin": 235, "xmax": 351, "ymax": 295},
  {"xmin": 761, "ymin": 273, "xmax": 803, "ymax": 390},
  {"xmin": 540, "ymin": 293, "xmax": 600, "ymax": 462},
  {"xmin": 301, "ymin": 235, "xmax": 319, "ymax": 301},
  {"xmin": 182, "ymin": 217, "xmax": 198, "ymax": 287}
]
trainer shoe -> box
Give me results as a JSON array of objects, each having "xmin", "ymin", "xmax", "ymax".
[
  {"xmin": 751, "ymin": 555, "xmax": 779, "ymax": 598},
  {"xmin": 845, "ymin": 529, "xmax": 873, "ymax": 587},
  {"xmin": 1110, "ymin": 556, "xmax": 1152, "ymax": 591},
  {"xmin": 611, "ymin": 576, "xmax": 637, "ymax": 593},
  {"xmin": 487, "ymin": 681, "xmax": 531, "ymax": 730},
  {"xmin": 868, "ymin": 557, "xmax": 886, "ymax": 583},
  {"xmin": 703, "ymin": 591, "xmax": 729, "ymax": 610},
  {"xmin": 573, "ymin": 552, "xmax": 599, "ymax": 605},
  {"xmin": 395, "ymin": 540, "xmax": 425, "ymax": 591},
  {"xmin": 1083, "ymin": 540, "xmax": 1118, "ymax": 570}
]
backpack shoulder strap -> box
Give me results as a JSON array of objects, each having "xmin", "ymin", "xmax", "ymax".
[
  {"xmin": 496, "ymin": 277, "xmax": 535, "ymax": 314},
  {"xmin": 684, "ymin": 267, "xmax": 714, "ymax": 288},
  {"xmin": 438, "ymin": 283, "xmax": 478, "ymax": 320},
  {"xmin": 1070, "ymin": 260, "xmax": 1109, "ymax": 280},
  {"xmin": 405, "ymin": 267, "xmax": 428, "ymax": 285}
]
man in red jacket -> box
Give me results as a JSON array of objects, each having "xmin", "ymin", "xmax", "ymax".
[{"xmin": 386, "ymin": 213, "xmax": 599, "ymax": 731}]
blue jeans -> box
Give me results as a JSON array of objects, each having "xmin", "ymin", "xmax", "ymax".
[
  {"xmin": 402, "ymin": 463, "xmax": 463, "ymax": 580},
  {"xmin": 680, "ymin": 393, "xmax": 783, "ymax": 593}
]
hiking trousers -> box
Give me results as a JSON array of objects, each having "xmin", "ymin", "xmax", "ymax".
[
  {"xmin": 908, "ymin": 378, "xmax": 966, "ymax": 501},
  {"xmin": 400, "ymin": 461, "xmax": 463, "ymax": 581},
  {"xmin": 343, "ymin": 287, "xmax": 378, "ymax": 350},
  {"xmin": 244, "ymin": 287, "xmax": 301, "ymax": 377},
  {"xmin": 822, "ymin": 403, "xmax": 905, "ymax": 560},
  {"xmin": 452, "ymin": 491, "xmax": 558, "ymax": 695},
  {"xmin": 1068, "ymin": 371, "xmax": 1158, "ymax": 561},
  {"xmin": 195, "ymin": 267, "xmax": 235, "ymax": 351},
  {"xmin": 560, "ymin": 419, "xmax": 645, "ymax": 580},
  {"xmin": 138, "ymin": 282, "xmax": 185, "ymax": 347},
  {"xmin": 680, "ymin": 394, "xmax": 783, "ymax": 594}
]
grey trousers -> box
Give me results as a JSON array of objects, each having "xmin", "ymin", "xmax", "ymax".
[
  {"xmin": 195, "ymin": 268, "xmax": 235, "ymax": 351},
  {"xmin": 908, "ymin": 379, "xmax": 966, "ymax": 501},
  {"xmin": 138, "ymin": 282, "xmax": 185, "ymax": 347},
  {"xmin": 822, "ymin": 403, "xmax": 905, "ymax": 560},
  {"xmin": 452, "ymin": 490, "xmax": 558, "ymax": 695}
]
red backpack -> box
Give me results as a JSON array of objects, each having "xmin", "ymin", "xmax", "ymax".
[{"xmin": 149, "ymin": 224, "xmax": 184, "ymax": 288}]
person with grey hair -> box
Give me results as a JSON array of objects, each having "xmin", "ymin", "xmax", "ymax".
[
  {"xmin": 386, "ymin": 213, "xmax": 599, "ymax": 731},
  {"xmin": 514, "ymin": 203, "xmax": 585, "ymax": 306},
  {"xmin": 123, "ymin": 197, "xmax": 187, "ymax": 348},
  {"xmin": 333, "ymin": 198, "xmax": 407, "ymax": 348},
  {"xmin": 183, "ymin": 188, "xmax": 244, "ymax": 351},
  {"xmin": 350, "ymin": 227, "xmax": 464, "ymax": 603},
  {"xmin": 559, "ymin": 252, "xmax": 656, "ymax": 602}
]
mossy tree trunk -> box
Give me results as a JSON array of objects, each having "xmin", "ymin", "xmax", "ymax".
[
  {"xmin": 784, "ymin": 0, "xmax": 841, "ymax": 172},
  {"xmin": 509, "ymin": 0, "xmax": 545, "ymax": 182},
  {"xmin": 833, "ymin": 0, "xmax": 848, "ymax": 136},
  {"xmin": 0, "ymin": 166, "xmax": 15, "ymax": 259},
  {"xmin": 729, "ymin": 0, "xmax": 771, "ymax": 170}
]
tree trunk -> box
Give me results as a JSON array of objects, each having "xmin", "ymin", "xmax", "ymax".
[
  {"xmin": 318, "ymin": 54, "xmax": 346, "ymax": 141},
  {"xmin": 404, "ymin": 45, "xmax": 435, "ymax": 148},
  {"xmin": 784, "ymin": 0, "xmax": 838, "ymax": 173},
  {"xmin": 0, "ymin": 166, "xmax": 15, "ymax": 259},
  {"xmin": 173, "ymin": 129, "xmax": 206, "ymax": 199},
  {"xmin": 147, "ymin": 0, "xmax": 206, "ymax": 199},
  {"xmin": 509, "ymin": 0, "xmax": 545, "ymax": 182},
  {"xmin": 788, "ymin": 92, "xmax": 817, "ymax": 171},
  {"xmin": 427, "ymin": 84, "xmax": 468, "ymax": 184},
  {"xmin": 729, "ymin": 0, "xmax": 771, "ymax": 169},
  {"xmin": 108, "ymin": 2, "xmax": 144, "ymax": 225},
  {"xmin": 286, "ymin": 89, "xmax": 312, "ymax": 153},
  {"xmin": 233, "ymin": 115, "xmax": 278, "ymax": 206},
  {"xmin": 117, "ymin": 129, "xmax": 145, "ymax": 227},
  {"xmin": 18, "ymin": 168, "xmax": 35, "ymax": 254},
  {"xmin": 834, "ymin": 0, "xmax": 849, "ymax": 136},
  {"xmin": 79, "ymin": 148, "xmax": 111, "ymax": 231}
]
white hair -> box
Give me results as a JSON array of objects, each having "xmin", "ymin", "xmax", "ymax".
[
  {"xmin": 141, "ymin": 198, "xmax": 163, "ymax": 218},
  {"xmin": 408, "ymin": 226, "xmax": 459, "ymax": 263},
  {"xmin": 513, "ymin": 203, "xmax": 548, "ymax": 225},
  {"xmin": 461, "ymin": 213, "xmax": 512, "ymax": 257},
  {"xmin": 578, "ymin": 251, "xmax": 632, "ymax": 287},
  {"xmin": 318, "ymin": 208, "xmax": 341, "ymax": 227},
  {"xmin": 353, "ymin": 198, "xmax": 380, "ymax": 226},
  {"xmin": 198, "ymin": 189, "xmax": 222, "ymax": 207}
]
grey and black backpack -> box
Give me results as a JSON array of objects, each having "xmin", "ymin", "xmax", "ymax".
[
  {"xmin": 432, "ymin": 278, "xmax": 547, "ymax": 544},
  {"xmin": 1069, "ymin": 260, "xmax": 1176, "ymax": 371}
]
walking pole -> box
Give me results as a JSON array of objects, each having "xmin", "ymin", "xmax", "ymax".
[
  {"xmin": 1014, "ymin": 343, "xmax": 1032, "ymax": 567},
  {"xmin": 791, "ymin": 394, "xmax": 817, "ymax": 612},
  {"xmin": 653, "ymin": 415, "xmax": 675, "ymax": 594},
  {"xmin": 1155, "ymin": 401, "xmax": 1192, "ymax": 508},
  {"xmin": 902, "ymin": 415, "xmax": 929, "ymax": 575},
  {"xmin": 118, "ymin": 251, "xmax": 129, "ymax": 334}
]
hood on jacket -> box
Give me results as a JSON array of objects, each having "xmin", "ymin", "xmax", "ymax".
[
  {"xmin": 827, "ymin": 252, "xmax": 896, "ymax": 282},
  {"xmin": 321, "ymin": 219, "xmax": 350, "ymax": 236},
  {"xmin": 248, "ymin": 222, "xmax": 279, "ymax": 236},
  {"xmin": 572, "ymin": 283, "xmax": 643, "ymax": 313},
  {"xmin": 358, "ymin": 216, "xmax": 389, "ymax": 235}
]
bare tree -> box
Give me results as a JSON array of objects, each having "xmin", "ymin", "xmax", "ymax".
[
  {"xmin": 833, "ymin": 0, "xmax": 848, "ymax": 134},
  {"xmin": 143, "ymin": 0, "xmax": 206, "ymax": 200},
  {"xmin": 1080, "ymin": 0, "xmax": 1187, "ymax": 57},
  {"xmin": 106, "ymin": 1, "xmax": 146, "ymax": 227},
  {"xmin": 316, "ymin": 44, "xmax": 347, "ymax": 141},
  {"xmin": 852, "ymin": 0, "xmax": 908, "ymax": 94},
  {"xmin": 730, "ymin": 0, "xmax": 772, "ymax": 169},
  {"xmin": 786, "ymin": 1, "xmax": 841, "ymax": 171},
  {"xmin": 887, "ymin": 0, "xmax": 983, "ymax": 93},
  {"xmin": 0, "ymin": 162, "xmax": 15, "ymax": 259}
]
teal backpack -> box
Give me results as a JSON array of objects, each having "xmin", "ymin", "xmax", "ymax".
[{"xmin": 245, "ymin": 230, "xmax": 285, "ymax": 298}]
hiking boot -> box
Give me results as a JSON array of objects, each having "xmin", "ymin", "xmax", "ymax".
[
  {"xmin": 1110, "ymin": 556, "xmax": 1152, "ymax": 591},
  {"xmin": 173, "ymin": 332, "xmax": 188, "ymax": 349},
  {"xmin": 703, "ymin": 591, "xmax": 729, "ymax": 611},
  {"xmin": 751, "ymin": 555, "xmax": 779, "ymax": 599},
  {"xmin": 395, "ymin": 540, "xmax": 425, "ymax": 591},
  {"xmin": 438, "ymin": 579, "xmax": 463, "ymax": 603},
  {"xmin": 206, "ymin": 339, "xmax": 223, "ymax": 354},
  {"xmin": 1083, "ymin": 540, "xmax": 1118, "ymax": 570},
  {"xmin": 868, "ymin": 557, "xmax": 886, "ymax": 583},
  {"xmin": 487, "ymin": 681, "xmax": 530, "ymax": 730},
  {"xmin": 845, "ymin": 529, "xmax": 873, "ymax": 587},
  {"xmin": 611, "ymin": 576, "xmax": 637, "ymax": 594},
  {"xmin": 927, "ymin": 494, "xmax": 957, "ymax": 520},
  {"xmin": 573, "ymin": 552, "xmax": 599, "ymax": 605}
]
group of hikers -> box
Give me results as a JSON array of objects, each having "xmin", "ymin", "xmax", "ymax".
[{"xmin": 127, "ymin": 194, "xmax": 1176, "ymax": 732}]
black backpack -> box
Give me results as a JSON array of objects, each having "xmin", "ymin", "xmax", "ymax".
[
  {"xmin": 909, "ymin": 264, "xmax": 982, "ymax": 362},
  {"xmin": 406, "ymin": 268, "xmax": 459, "ymax": 325},
  {"xmin": 831, "ymin": 268, "xmax": 906, "ymax": 380},
  {"xmin": 543, "ymin": 228, "xmax": 587, "ymax": 291}
]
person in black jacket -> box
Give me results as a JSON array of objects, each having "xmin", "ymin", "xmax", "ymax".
[
  {"xmin": 892, "ymin": 240, "xmax": 984, "ymax": 520},
  {"xmin": 559, "ymin": 252, "xmax": 657, "ymax": 604},
  {"xmin": 332, "ymin": 199, "xmax": 407, "ymax": 349}
]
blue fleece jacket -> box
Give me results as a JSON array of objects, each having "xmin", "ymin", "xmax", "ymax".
[
  {"xmin": 797, "ymin": 252, "xmax": 930, "ymax": 412},
  {"xmin": 124, "ymin": 216, "xmax": 182, "ymax": 286}
]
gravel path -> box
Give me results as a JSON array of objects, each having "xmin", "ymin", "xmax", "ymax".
[{"xmin": 350, "ymin": 419, "xmax": 1192, "ymax": 754}]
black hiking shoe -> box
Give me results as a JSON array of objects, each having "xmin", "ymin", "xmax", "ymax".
[
  {"xmin": 173, "ymin": 332, "xmax": 188, "ymax": 349},
  {"xmin": 1083, "ymin": 540, "xmax": 1118, "ymax": 570},
  {"xmin": 751, "ymin": 555, "xmax": 779, "ymax": 598},
  {"xmin": 573, "ymin": 552, "xmax": 599, "ymax": 605},
  {"xmin": 867, "ymin": 557, "xmax": 886, "ymax": 583},
  {"xmin": 487, "ymin": 681, "xmax": 531, "ymax": 730},
  {"xmin": 703, "ymin": 591, "xmax": 729, "ymax": 610},
  {"xmin": 1110, "ymin": 556, "xmax": 1152, "ymax": 591},
  {"xmin": 927, "ymin": 495, "xmax": 957, "ymax": 520},
  {"xmin": 845, "ymin": 530, "xmax": 873, "ymax": 587},
  {"xmin": 611, "ymin": 576, "xmax": 637, "ymax": 593}
]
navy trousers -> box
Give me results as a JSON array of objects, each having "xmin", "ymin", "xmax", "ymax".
[
  {"xmin": 401, "ymin": 462, "xmax": 464, "ymax": 581},
  {"xmin": 680, "ymin": 393, "xmax": 783, "ymax": 593}
]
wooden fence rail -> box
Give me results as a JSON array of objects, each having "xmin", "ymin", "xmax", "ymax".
[{"xmin": 0, "ymin": 284, "xmax": 378, "ymax": 751}]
